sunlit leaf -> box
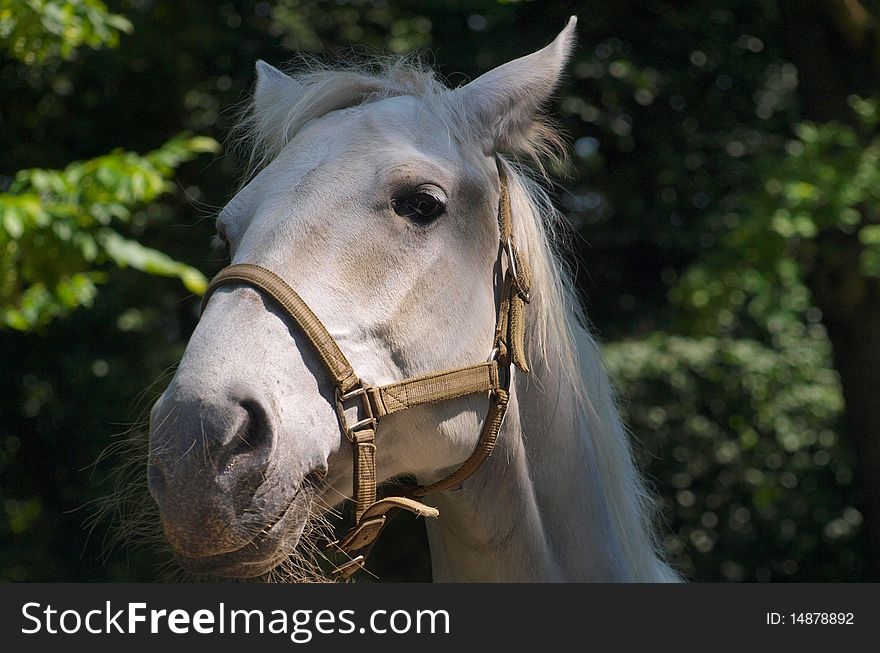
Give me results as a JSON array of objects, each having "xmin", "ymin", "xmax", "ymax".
[{"xmin": 0, "ymin": 133, "xmax": 218, "ymax": 329}]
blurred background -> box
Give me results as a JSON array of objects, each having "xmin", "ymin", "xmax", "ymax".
[{"xmin": 2, "ymin": 0, "xmax": 879, "ymax": 582}]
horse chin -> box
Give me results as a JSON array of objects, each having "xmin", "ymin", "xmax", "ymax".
[{"xmin": 172, "ymin": 484, "xmax": 314, "ymax": 579}]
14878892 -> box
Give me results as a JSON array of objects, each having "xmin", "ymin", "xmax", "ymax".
[{"xmin": 766, "ymin": 613, "xmax": 854, "ymax": 625}]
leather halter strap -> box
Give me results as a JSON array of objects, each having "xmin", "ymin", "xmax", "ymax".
[{"xmin": 200, "ymin": 157, "xmax": 531, "ymax": 578}]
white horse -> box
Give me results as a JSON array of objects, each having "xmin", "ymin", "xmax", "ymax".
[{"xmin": 146, "ymin": 17, "xmax": 678, "ymax": 582}]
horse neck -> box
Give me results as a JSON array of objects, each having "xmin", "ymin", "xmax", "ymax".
[{"xmin": 424, "ymin": 351, "xmax": 635, "ymax": 582}]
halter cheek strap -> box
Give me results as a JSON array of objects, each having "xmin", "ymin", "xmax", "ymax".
[{"xmin": 200, "ymin": 157, "xmax": 531, "ymax": 579}]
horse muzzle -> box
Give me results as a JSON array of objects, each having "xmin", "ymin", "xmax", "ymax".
[{"xmin": 147, "ymin": 385, "xmax": 315, "ymax": 577}]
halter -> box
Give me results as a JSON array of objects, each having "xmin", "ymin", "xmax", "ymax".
[{"xmin": 200, "ymin": 157, "xmax": 531, "ymax": 578}]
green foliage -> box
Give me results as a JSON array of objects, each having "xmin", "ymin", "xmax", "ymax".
[
  {"xmin": 270, "ymin": 0, "xmax": 433, "ymax": 53},
  {"xmin": 765, "ymin": 99, "xmax": 880, "ymax": 278},
  {"xmin": 584, "ymin": 8, "xmax": 878, "ymax": 579},
  {"xmin": 0, "ymin": 134, "xmax": 217, "ymax": 330},
  {"xmin": 0, "ymin": 0, "xmax": 132, "ymax": 64},
  {"xmin": 752, "ymin": 97, "xmax": 880, "ymax": 275},
  {"xmin": 670, "ymin": 97, "xmax": 880, "ymax": 341},
  {"xmin": 606, "ymin": 329, "xmax": 862, "ymax": 580}
]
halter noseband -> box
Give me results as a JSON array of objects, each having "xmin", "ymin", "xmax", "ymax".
[{"xmin": 200, "ymin": 157, "xmax": 531, "ymax": 578}]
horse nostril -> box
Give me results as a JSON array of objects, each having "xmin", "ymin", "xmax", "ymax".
[{"xmin": 218, "ymin": 398, "xmax": 273, "ymax": 476}]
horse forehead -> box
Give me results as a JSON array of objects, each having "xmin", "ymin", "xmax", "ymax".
[
  {"xmin": 322, "ymin": 95, "xmax": 454, "ymax": 157},
  {"xmin": 359, "ymin": 95, "xmax": 426, "ymax": 129},
  {"xmin": 232, "ymin": 99, "xmax": 451, "ymax": 213}
]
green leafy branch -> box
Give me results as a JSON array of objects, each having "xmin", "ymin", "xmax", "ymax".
[
  {"xmin": 0, "ymin": 134, "xmax": 219, "ymax": 330},
  {"xmin": 671, "ymin": 96, "xmax": 880, "ymax": 338},
  {"xmin": 0, "ymin": 0, "xmax": 132, "ymax": 64}
]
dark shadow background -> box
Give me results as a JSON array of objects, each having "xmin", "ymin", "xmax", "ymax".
[{"xmin": 2, "ymin": 0, "xmax": 879, "ymax": 582}]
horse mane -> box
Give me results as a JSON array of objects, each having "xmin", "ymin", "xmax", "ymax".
[
  {"xmin": 231, "ymin": 53, "xmax": 564, "ymax": 181},
  {"xmin": 502, "ymin": 163, "xmax": 678, "ymax": 581},
  {"xmin": 234, "ymin": 55, "xmax": 676, "ymax": 581}
]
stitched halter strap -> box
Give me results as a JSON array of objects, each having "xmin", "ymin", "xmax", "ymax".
[{"xmin": 200, "ymin": 157, "xmax": 531, "ymax": 579}]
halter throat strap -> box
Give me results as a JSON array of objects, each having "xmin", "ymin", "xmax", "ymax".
[{"xmin": 200, "ymin": 157, "xmax": 531, "ymax": 578}]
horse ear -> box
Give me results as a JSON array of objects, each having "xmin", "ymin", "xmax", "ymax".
[
  {"xmin": 456, "ymin": 16, "xmax": 577, "ymax": 154},
  {"xmin": 255, "ymin": 60, "xmax": 298, "ymax": 110},
  {"xmin": 253, "ymin": 61, "xmax": 301, "ymax": 144}
]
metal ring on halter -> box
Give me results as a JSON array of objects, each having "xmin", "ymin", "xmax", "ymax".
[{"xmin": 334, "ymin": 385, "xmax": 376, "ymax": 442}]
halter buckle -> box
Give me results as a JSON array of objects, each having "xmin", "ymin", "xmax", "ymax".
[{"xmin": 335, "ymin": 385, "xmax": 377, "ymax": 441}]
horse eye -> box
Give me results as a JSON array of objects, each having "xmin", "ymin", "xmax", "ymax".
[
  {"xmin": 212, "ymin": 231, "xmax": 230, "ymax": 252},
  {"xmin": 392, "ymin": 188, "xmax": 446, "ymax": 225},
  {"xmin": 212, "ymin": 228, "xmax": 232, "ymax": 263}
]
